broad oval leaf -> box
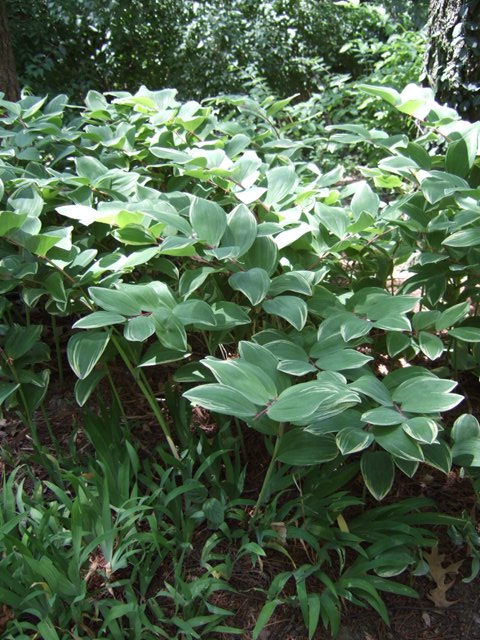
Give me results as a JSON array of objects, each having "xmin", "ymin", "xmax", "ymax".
[
  {"xmin": 402, "ymin": 417, "xmax": 438, "ymax": 444},
  {"xmin": 184, "ymin": 384, "xmax": 258, "ymax": 418},
  {"xmin": 229, "ymin": 268, "xmax": 270, "ymax": 305},
  {"xmin": 267, "ymin": 381, "xmax": 336, "ymax": 423},
  {"xmin": 263, "ymin": 295, "xmax": 308, "ymax": 331},
  {"xmin": 124, "ymin": 315, "xmax": 156, "ymax": 341},
  {"xmin": 373, "ymin": 425, "xmax": 424, "ymax": 462},
  {"xmin": 336, "ymin": 427, "xmax": 373, "ymax": 455},
  {"xmin": 277, "ymin": 430, "xmax": 338, "ymax": 465},
  {"xmin": 73, "ymin": 311, "xmax": 126, "ymax": 329},
  {"xmin": 67, "ymin": 331, "xmax": 110, "ymax": 380},
  {"xmin": 360, "ymin": 451, "xmax": 395, "ymax": 500},
  {"xmin": 189, "ymin": 196, "xmax": 227, "ymax": 246}
]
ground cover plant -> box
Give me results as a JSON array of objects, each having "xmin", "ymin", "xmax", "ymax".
[{"xmin": 0, "ymin": 82, "xmax": 480, "ymax": 638}]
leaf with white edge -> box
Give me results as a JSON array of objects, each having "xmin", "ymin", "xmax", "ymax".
[
  {"xmin": 277, "ymin": 360, "xmax": 318, "ymax": 376},
  {"xmin": 386, "ymin": 332, "xmax": 411, "ymax": 357},
  {"xmin": 73, "ymin": 311, "xmax": 126, "ymax": 329},
  {"xmin": 449, "ymin": 327, "xmax": 480, "ymax": 342},
  {"xmin": 179, "ymin": 267, "xmax": 219, "ymax": 299},
  {"xmin": 124, "ymin": 315, "xmax": 156, "ymax": 341},
  {"xmin": 435, "ymin": 302, "xmax": 469, "ymax": 331},
  {"xmin": 267, "ymin": 381, "xmax": 336, "ymax": 423},
  {"xmin": 340, "ymin": 315, "xmax": 372, "ymax": 341},
  {"xmin": 74, "ymin": 370, "xmax": 106, "ymax": 407},
  {"xmin": 351, "ymin": 181, "xmax": 379, "ymax": 220},
  {"xmin": 277, "ymin": 430, "xmax": 338, "ymax": 465},
  {"xmin": 402, "ymin": 417, "xmax": 438, "ymax": 444},
  {"xmin": 392, "ymin": 376, "xmax": 463, "ymax": 413},
  {"xmin": 336, "ymin": 427, "xmax": 373, "ymax": 455},
  {"xmin": 0, "ymin": 382, "xmax": 19, "ymax": 405},
  {"xmin": 173, "ymin": 300, "xmax": 216, "ymax": 327},
  {"xmin": 243, "ymin": 236, "xmax": 278, "ymax": 274},
  {"xmin": 315, "ymin": 349, "xmax": 373, "ymax": 371},
  {"xmin": 362, "ymin": 407, "xmax": 405, "ymax": 426},
  {"xmin": 152, "ymin": 308, "xmax": 188, "ymax": 351},
  {"xmin": 451, "ymin": 414, "xmax": 480, "ymax": 467},
  {"xmin": 211, "ymin": 301, "xmax": 250, "ymax": 329},
  {"xmin": 263, "ymin": 296, "xmax": 308, "ymax": 331},
  {"xmin": 373, "ymin": 315, "xmax": 411, "ymax": 332},
  {"xmin": 139, "ymin": 344, "xmax": 189, "ymax": 367},
  {"xmin": 361, "ymin": 451, "xmax": 395, "ymax": 500},
  {"xmin": 422, "ymin": 441, "xmax": 452, "ymax": 473},
  {"xmin": 189, "ymin": 197, "xmax": 227, "ymax": 246},
  {"xmin": 67, "ymin": 331, "xmax": 110, "ymax": 380},
  {"xmin": 442, "ymin": 229, "xmax": 480, "ymax": 247},
  {"xmin": 88, "ymin": 287, "xmax": 141, "ymax": 316},
  {"xmin": 184, "ymin": 384, "xmax": 258, "ymax": 418},
  {"xmin": 373, "ymin": 425, "xmax": 425, "ymax": 462},
  {"xmin": 202, "ymin": 357, "xmax": 277, "ymax": 406},
  {"xmin": 418, "ymin": 332, "xmax": 444, "ymax": 360},
  {"xmin": 349, "ymin": 376, "xmax": 393, "ymax": 406},
  {"xmin": 264, "ymin": 165, "xmax": 297, "ymax": 206},
  {"xmin": 269, "ymin": 272, "xmax": 312, "ymax": 297},
  {"xmin": 229, "ymin": 268, "xmax": 270, "ymax": 305},
  {"xmin": 226, "ymin": 204, "xmax": 257, "ymax": 256}
]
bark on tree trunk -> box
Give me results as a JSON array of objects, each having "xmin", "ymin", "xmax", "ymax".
[
  {"xmin": 424, "ymin": 0, "xmax": 480, "ymax": 120},
  {"xmin": 0, "ymin": 0, "xmax": 20, "ymax": 101}
]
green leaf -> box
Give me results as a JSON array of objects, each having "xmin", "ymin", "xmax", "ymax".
[
  {"xmin": 73, "ymin": 311, "xmax": 126, "ymax": 329},
  {"xmin": 264, "ymin": 165, "xmax": 297, "ymax": 206},
  {"xmin": 373, "ymin": 425, "xmax": 424, "ymax": 462},
  {"xmin": 174, "ymin": 300, "xmax": 216, "ymax": 327},
  {"xmin": 315, "ymin": 349, "xmax": 373, "ymax": 371},
  {"xmin": 422, "ymin": 440, "xmax": 452, "ymax": 473},
  {"xmin": 229, "ymin": 268, "xmax": 270, "ymax": 305},
  {"xmin": 451, "ymin": 414, "xmax": 480, "ymax": 466},
  {"xmin": 253, "ymin": 600, "xmax": 282, "ymax": 640},
  {"xmin": 203, "ymin": 497, "xmax": 224, "ymax": 527},
  {"xmin": 124, "ymin": 315, "xmax": 156, "ymax": 341},
  {"xmin": 243, "ymin": 236, "xmax": 278, "ymax": 275},
  {"xmin": 226, "ymin": 204, "xmax": 257, "ymax": 256},
  {"xmin": 362, "ymin": 407, "xmax": 404, "ymax": 426},
  {"xmin": 263, "ymin": 296, "xmax": 308, "ymax": 331},
  {"xmin": 139, "ymin": 344, "xmax": 189, "ymax": 367},
  {"xmin": 336, "ymin": 427, "xmax": 373, "ymax": 455},
  {"xmin": 203, "ymin": 357, "xmax": 277, "ymax": 406},
  {"xmin": 357, "ymin": 84, "xmax": 401, "ymax": 106},
  {"xmin": 392, "ymin": 376, "xmax": 462, "ymax": 413},
  {"xmin": 267, "ymin": 381, "xmax": 335, "ymax": 423},
  {"xmin": 386, "ymin": 332, "xmax": 411, "ymax": 357},
  {"xmin": 402, "ymin": 417, "xmax": 438, "ymax": 444},
  {"xmin": 445, "ymin": 126, "xmax": 479, "ymax": 177},
  {"xmin": 360, "ymin": 451, "xmax": 395, "ymax": 500},
  {"xmin": 418, "ymin": 332, "xmax": 443, "ymax": 360},
  {"xmin": 277, "ymin": 430, "xmax": 338, "ymax": 465},
  {"xmin": 190, "ymin": 197, "xmax": 227, "ymax": 246},
  {"xmin": 0, "ymin": 211, "xmax": 27, "ymax": 235},
  {"xmin": 449, "ymin": 327, "xmax": 480, "ymax": 342},
  {"xmin": 442, "ymin": 228, "xmax": 480, "ymax": 247},
  {"xmin": 0, "ymin": 382, "xmax": 19, "ymax": 405},
  {"xmin": 179, "ymin": 267, "xmax": 219, "ymax": 298},
  {"xmin": 88, "ymin": 286, "xmax": 141, "ymax": 316},
  {"xmin": 435, "ymin": 302, "xmax": 469, "ymax": 331},
  {"xmin": 67, "ymin": 331, "xmax": 110, "ymax": 380},
  {"xmin": 74, "ymin": 369, "xmax": 106, "ymax": 406},
  {"xmin": 351, "ymin": 181, "xmax": 379, "ymax": 219},
  {"xmin": 349, "ymin": 376, "xmax": 392, "ymax": 406},
  {"xmin": 184, "ymin": 384, "xmax": 258, "ymax": 418}
]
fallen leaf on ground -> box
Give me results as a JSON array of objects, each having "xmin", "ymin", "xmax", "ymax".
[{"xmin": 424, "ymin": 545, "xmax": 463, "ymax": 607}]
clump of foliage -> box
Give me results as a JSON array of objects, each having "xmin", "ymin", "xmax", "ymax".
[
  {"xmin": 0, "ymin": 82, "xmax": 480, "ymax": 638},
  {"xmin": 8, "ymin": 0, "xmax": 426, "ymax": 101}
]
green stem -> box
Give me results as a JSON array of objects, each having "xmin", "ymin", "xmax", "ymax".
[
  {"xmin": 252, "ymin": 422, "xmax": 285, "ymax": 518},
  {"xmin": 51, "ymin": 315, "xmax": 64, "ymax": 389},
  {"xmin": 105, "ymin": 365, "xmax": 127, "ymax": 421},
  {"xmin": 110, "ymin": 333, "xmax": 180, "ymax": 460}
]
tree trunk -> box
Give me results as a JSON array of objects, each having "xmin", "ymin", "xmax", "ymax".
[
  {"xmin": 424, "ymin": 0, "xmax": 480, "ymax": 120},
  {"xmin": 0, "ymin": 0, "xmax": 20, "ymax": 101}
]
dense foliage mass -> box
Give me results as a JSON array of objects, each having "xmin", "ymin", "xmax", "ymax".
[
  {"xmin": 8, "ymin": 0, "xmax": 427, "ymax": 100},
  {"xmin": 0, "ymin": 81, "xmax": 480, "ymax": 638}
]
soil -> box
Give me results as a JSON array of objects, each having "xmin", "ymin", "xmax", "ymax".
[{"xmin": 1, "ymin": 351, "xmax": 479, "ymax": 640}]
